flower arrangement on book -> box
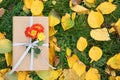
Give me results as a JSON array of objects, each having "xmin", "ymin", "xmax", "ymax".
[{"xmin": 25, "ymin": 23, "xmax": 46, "ymax": 57}]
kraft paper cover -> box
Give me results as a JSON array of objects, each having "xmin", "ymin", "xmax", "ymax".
[{"xmin": 13, "ymin": 16, "xmax": 49, "ymax": 71}]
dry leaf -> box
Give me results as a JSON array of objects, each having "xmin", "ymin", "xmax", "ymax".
[
  {"xmin": 107, "ymin": 53, "xmax": 120, "ymax": 70},
  {"xmin": 62, "ymin": 69, "xmax": 80, "ymax": 80},
  {"xmin": 49, "ymin": 9, "xmax": 60, "ymax": 27},
  {"xmin": 85, "ymin": 0, "xmax": 95, "ymax": 4},
  {"xmin": 31, "ymin": 0, "xmax": 44, "ymax": 16},
  {"xmin": 105, "ymin": 67, "xmax": 116, "ymax": 76},
  {"xmin": 61, "ymin": 13, "xmax": 74, "ymax": 31},
  {"xmin": 88, "ymin": 10, "xmax": 104, "ymax": 28},
  {"xmin": 5, "ymin": 52, "xmax": 12, "ymax": 66},
  {"xmin": 69, "ymin": 0, "xmax": 89, "ymax": 13},
  {"xmin": 109, "ymin": 27, "xmax": 115, "ymax": 33},
  {"xmin": 67, "ymin": 54, "xmax": 79, "ymax": 68},
  {"xmin": 24, "ymin": 0, "xmax": 34, "ymax": 9},
  {"xmin": 0, "ymin": 32, "xmax": 6, "ymax": 39},
  {"xmin": 49, "ymin": 27, "xmax": 57, "ymax": 36},
  {"xmin": 96, "ymin": 2, "xmax": 116, "ymax": 14},
  {"xmin": 112, "ymin": 19, "xmax": 120, "ymax": 36},
  {"xmin": 89, "ymin": 46, "xmax": 103, "ymax": 62},
  {"xmin": 72, "ymin": 61, "xmax": 86, "ymax": 76},
  {"xmin": 0, "ymin": 8, "xmax": 5, "ymax": 17},
  {"xmin": 116, "ymin": 76, "xmax": 120, "ymax": 80},
  {"xmin": 77, "ymin": 37, "xmax": 88, "ymax": 52},
  {"xmin": 66, "ymin": 47, "xmax": 72, "ymax": 57},
  {"xmin": 90, "ymin": 28, "xmax": 110, "ymax": 41},
  {"xmin": 17, "ymin": 71, "xmax": 29, "ymax": 80},
  {"xmin": 85, "ymin": 68, "xmax": 101, "ymax": 80}
]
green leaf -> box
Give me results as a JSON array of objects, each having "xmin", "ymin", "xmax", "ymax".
[{"xmin": 38, "ymin": 41, "xmax": 44, "ymax": 46}]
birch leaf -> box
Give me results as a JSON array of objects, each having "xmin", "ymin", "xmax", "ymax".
[
  {"xmin": 90, "ymin": 28, "xmax": 110, "ymax": 41},
  {"xmin": 85, "ymin": 68, "xmax": 101, "ymax": 80},
  {"xmin": 77, "ymin": 37, "xmax": 88, "ymax": 52},
  {"xmin": 66, "ymin": 47, "xmax": 72, "ymax": 57},
  {"xmin": 24, "ymin": 0, "xmax": 34, "ymax": 9},
  {"xmin": 113, "ymin": 18, "xmax": 120, "ymax": 36},
  {"xmin": 49, "ymin": 9, "xmax": 60, "ymax": 27},
  {"xmin": 61, "ymin": 13, "xmax": 74, "ymax": 31},
  {"xmin": 96, "ymin": 2, "xmax": 116, "ymax": 14},
  {"xmin": 85, "ymin": 0, "xmax": 95, "ymax": 4},
  {"xmin": 67, "ymin": 54, "xmax": 79, "ymax": 68},
  {"xmin": 17, "ymin": 71, "xmax": 28, "ymax": 80},
  {"xmin": 88, "ymin": 11, "xmax": 104, "ymax": 28},
  {"xmin": 89, "ymin": 46, "xmax": 103, "ymax": 62},
  {"xmin": 31, "ymin": 0, "xmax": 44, "ymax": 16},
  {"xmin": 72, "ymin": 61, "xmax": 86, "ymax": 76},
  {"xmin": 49, "ymin": 27, "xmax": 57, "ymax": 36},
  {"xmin": 107, "ymin": 53, "xmax": 120, "ymax": 70},
  {"xmin": 5, "ymin": 53, "xmax": 12, "ymax": 66},
  {"xmin": 63, "ymin": 69, "xmax": 79, "ymax": 80},
  {"xmin": 69, "ymin": 0, "xmax": 89, "ymax": 13}
]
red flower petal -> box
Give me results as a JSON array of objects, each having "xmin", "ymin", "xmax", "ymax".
[
  {"xmin": 31, "ymin": 24, "xmax": 44, "ymax": 32},
  {"xmin": 25, "ymin": 27, "xmax": 31, "ymax": 37}
]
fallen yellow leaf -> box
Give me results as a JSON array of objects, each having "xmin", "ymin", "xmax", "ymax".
[
  {"xmin": 50, "ymin": 69, "xmax": 62, "ymax": 80},
  {"xmin": 61, "ymin": 13, "xmax": 74, "ymax": 31},
  {"xmin": 96, "ymin": 2, "xmax": 116, "ymax": 14},
  {"xmin": 113, "ymin": 18, "xmax": 120, "ymax": 36},
  {"xmin": 89, "ymin": 46, "xmax": 103, "ymax": 62},
  {"xmin": 66, "ymin": 47, "xmax": 72, "ymax": 57},
  {"xmin": 0, "ymin": 32, "xmax": 5, "ymax": 39},
  {"xmin": 5, "ymin": 52, "xmax": 12, "ymax": 66},
  {"xmin": 107, "ymin": 53, "xmax": 120, "ymax": 70},
  {"xmin": 49, "ymin": 9, "xmax": 60, "ymax": 27},
  {"xmin": 69, "ymin": 0, "xmax": 89, "ymax": 13},
  {"xmin": 49, "ymin": 27, "xmax": 57, "ymax": 36},
  {"xmin": 72, "ymin": 61, "xmax": 86, "ymax": 76},
  {"xmin": 62, "ymin": 69, "xmax": 80, "ymax": 80},
  {"xmin": 67, "ymin": 54, "xmax": 79, "ymax": 68},
  {"xmin": 85, "ymin": 68, "xmax": 101, "ymax": 80},
  {"xmin": 109, "ymin": 76, "xmax": 116, "ymax": 80},
  {"xmin": 90, "ymin": 28, "xmax": 110, "ymax": 41},
  {"xmin": 31, "ymin": 0, "xmax": 44, "ymax": 16},
  {"xmin": 77, "ymin": 37, "xmax": 88, "ymax": 52},
  {"xmin": 85, "ymin": 0, "xmax": 96, "ymax": 4},
  {"xmin": 88, "ymin": 10, "xmax": 104, "ymax": 28},
  {"xmin": 24, "ymin": 0, "xmax": 34, "ymax": 9},
  {"xmin": 116, "ymin": 76, "xmax": 120, "ymax": 80},
  {"xmin": 17, "ymin": 71, "xmax": 28, "ymax": 80}
]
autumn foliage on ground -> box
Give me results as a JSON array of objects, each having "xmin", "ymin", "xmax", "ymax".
[{"xmin": 0, "ymin": 0, "xmax": 120, "ymax": 80}]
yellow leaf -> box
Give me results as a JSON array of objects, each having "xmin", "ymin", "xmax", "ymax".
[
  {"xmin": 88, "ymin": 10, "xmax": 104, "ymax": 28},
  {"xmin": 62, "ymin": 69, "xmax": 80, "ymax": 80},
  {"xmin": 36, "ymin": 70, "xmax": 50, "ymax": 80},
  {"xmin": 5, "ymin": 53, "xmax": 12, "ymax": 66},
  {"xmin": 66, "ymin": 47, "xmax": 72, "ymax": 57},
  {"xmin": 113, "ymin": 18, "xmax": 120, "ymax": 36},
  {"xmin": 77, "ymin": 37, "xmax": 88, "ymax": 52},
  {"xmin": 72, "ymin": 61, "xmax": 86, "ymax": 76},
  {"xmin": 107, "ymin": 53, "xmax": 120, "ymax": 70},
  {"xmin": 49, "ymin": 9, "xmax": 60, "ymax": 27},
  {"xmin": 49, "ymin": 27, "xmax": 57, "ymax": 36},
  {"xmin": 90, "ymin": 28, "xmax": 110, "ymax": 41},
  {"xmin": 71, "ymin": 12, "xmax": 76, "ymax": 20},
  {"xmin": 17, "ymin": 71, "xmax": 28, "ymax": 80},
  {"xmin": 116, "ymin": 76, "xmax": 120, "ymax": 80},
  {"xmin": 50, "ymin": 69, "xmax": 62, "ymax": 80},
  {"xmin": 61, "ymin": 13, "xmax": 74, "ymax": 31},
  {"xmin": 96, "ymin": 2, "xmax": 116, "ymax": 14},
  {"xmin": 109, "ymin": 27, "xmax": 115, "ymax": 33},
  {"xmin": 85, "ymin": 0, "xmax": 96, "ymax": 4},
  {"xmin": 67, "ymin": 54, "xmax": 79, "ymax": 68},
  {"xmin": 24, "ymin": 0, "xmax": 34, "ymax": 9},
  {"xmin": 69, "ymin": 0, "xmax": 89, "ymax": 13},
  {"xmin": 85, "ymin": 68, "xmax": 101, "ymax": 80},
  {"xmin": 31, "ymin": 0, "xmax": 44, "ymax": 16},
  {"xmin": 0, "ymin": 32, "xmax": 5, "ymax": 39},
  {"xmin": 109, "ymin": 76, "xmax": 115, "ymax": 80},
  {"xmin": 108, "ymin": 0, "xmax": 114, "ymax": 2},
  {"xmin": 89, "ymin": 46, "xmax": 103, "ymax": 62}
]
